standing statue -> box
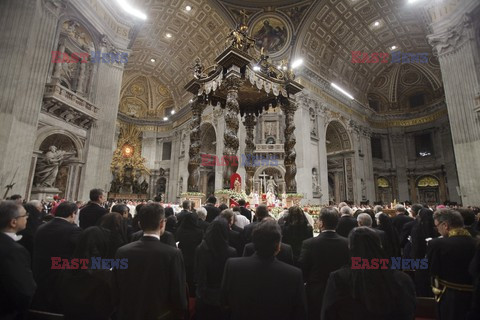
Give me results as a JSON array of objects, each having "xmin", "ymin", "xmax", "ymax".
[
  {"xmin": 110, "ymin": 173, "xmax": 121, "ymax": 193},
  {"xmin": 140, "ymin": 179, "xmax": 149, "ymax": 194},
  {"xmin": 266, "ymin": 176, "xmax": 277, "ymax": 195},
  {"xmin": 312, "ymin": 169, "xmax": 320, "ymax": 194},
  {"xmin": 34, "ymin": 146, "xmax": 75, "ymax": 187}
]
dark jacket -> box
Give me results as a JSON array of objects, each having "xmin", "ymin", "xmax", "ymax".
[
  {"xmin": 243, "ymin": 242, "xmax": 294, "ymax": 265},
  {"xmin": 221, "ymin": 254, "xmax": 307, "ymax": 320},
  {"xmin": 239, "ymin": 206, "xmax": 252, "ymax": 222},
  {"xmin": 79, "ymin": 202, "xmax": 108, "ymax": 229},
  {"xmin": 60, "ymin": 270, "xmax": 114, "ymax": 320},
  {"xmin": 427, "ymin": 233, "xmax": 477, "ymax": 320},
  {"xmin": 391, "ymin": 214, "xmax": 414, "ymax": 236},
  {"xmin": 281, "ymin": 223, "xmax": 313, "ymax": 264},
  {"xmin": 298, "ymin": 231, "xmax": 350, "ymax": 320},
  {"xmin": 204, "ymin": 204, "xmax": 221, "ymax": 223},
  {"xmin": 336, "ymin": 215, "xmax": 358, "ymax": 238},
  {"xmin": 114, "ymin": 236, "xmax": 187, "ymax": 320},
  {"xmin": 32, "ymin": 218, "xmax": 82, "ymax": 312},
  {"xmin": 0, "ymin": 233, "xmax": 37, "ymax": 320},
  {"xmin": 130, "ymin": 230, "xmax": 176, "ymax": 247},
  {"xmin": 322, "ymin": 267, "xmax": 416, "ymax": 320}
]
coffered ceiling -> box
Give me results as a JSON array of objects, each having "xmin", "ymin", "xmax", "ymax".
[{"xmin": 125, "ymin": 0, "xmax": 439, "ymax": 109}]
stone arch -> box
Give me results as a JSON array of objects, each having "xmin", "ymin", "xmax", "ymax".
[
  {"xmin": 34, "ymin": 127, "xmax": 84, "ymax": 161},
  {"xmin": 200, "ymin": 122, "xmax": 217, "ymax": 155},
  {"xmin": 325, "ymin": 120, "xmax": 352, "ymax": 154}
]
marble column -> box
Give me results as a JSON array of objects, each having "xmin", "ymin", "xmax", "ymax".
[
  {"xmin": 0, "ymin": 0, "xmax": 60, "ymax": 198},
  {"xmin": 79, "ymin": 53, "xmax": 125, "ymax": 199},
  {"xmin": 427, "ymin": 2, "xmax": 480, "ymax": 205},
  {"xmin": 281, "ymin": 97, "xmax": 298, "ymax": 193},
  {"xmin": 222, "ymin": 78, "xmax": 241, "ymax": 189},
  {"xmin": 317, "ymin": 111, "xmax": 329, "ymax": 205},
  {"xmin": 187, "ymin": 99, "xmax": 204, "ymax": 192}
]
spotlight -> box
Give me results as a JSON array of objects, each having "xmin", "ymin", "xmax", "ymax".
[
  {"xmin": 163, "ymin": 117, "xmax": 168, "ymax": 121},
  {"xmin": 374, "ymin": 21, "xmax": 380, "ymax": 27},
  {"xmin": 170, "ymin": 110, "xmax": 175, "ymax": 115},
  {"xmin": 185, "ymin": 5, "xmax": 192, "ymax": 11},
  {"xmin": 253, "ymin": 65, "xmax": 261, "ymax": 71},
  {"xmin": 331, "ymin": 83, "xmax": 354, "ymax": 100},
  {"xmin": 291, "ymin": 58, "xmax": 303, "ymax": 69},
  {"xmin": 116, "ymin": 0, "xmax": 147, "ymax": 20},
  {"xmin": 150, "ymin": 58, "xmax": 156, "ymax": 63},
  {"xmin": 166, "ymin": 33, "xmax": 172, "ymax": 38},
  {"xmin": 391, "ymin": 45, "xmax": 397, "ymax": 50}
]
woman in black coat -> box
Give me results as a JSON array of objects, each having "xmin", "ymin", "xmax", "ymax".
[
  {"xmin": 322, "ymin": 227, "xmax": 416, "ymax": 320},
  {"xmin": 59, "ymin": 227, "xmax": 114, "ymax": 320},
  {"xmin": 281, "ymin": 206, "xmax": 313, "ymax": 265},
  {"xmin": 194, "ymin": 219, "xmax": 237, "ymax": 320},
  {"xmin": 176, "ymin": 212, "xmax": 204, "ymax": 297},
  {"xmin": 376, "ymin": 213, "xmax": 401, "ymax": 257}
]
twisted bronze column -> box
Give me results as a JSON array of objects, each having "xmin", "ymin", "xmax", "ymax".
[
  {"xmin": 187, "ymin": 98, "xmax": 205, "ymax": 192},
  {"xmin": 281, "ymin": 98, "xmax": 298, "ymax": 193},
  {"xmin": 243, "ymin": 113, "xmax": 257, "ymax": 194},
  {"xmin": 222, "ymin": 77, "xmax": 242, "ymax": 189}
]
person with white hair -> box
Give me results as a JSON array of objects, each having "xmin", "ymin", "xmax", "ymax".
[
  {"xmin": 336, "ymin": 205, "xmax": 357, "ymax": 237},
  {"xmin": 196, "ymin": 207, "xmax": 210, "ymax": 233},
  {"xmin": 392, "ymin": 204, "xmax": 413, "ymax": 235}
]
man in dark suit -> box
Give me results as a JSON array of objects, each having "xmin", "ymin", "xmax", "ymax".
[
  {"xmin": 298, "ymin": 207, "xmax": 350, "ymax": 320},
  {"xmin": 243, "ymin": 241, "xmax": 294, "ymax": 265},
  {"xmin": 176, "ymin": 200, "xmax": 191, "ymax": 227},
  {"xmin": 79, "ymin": 188, "xmax": 108, "ymax": 229},
  {"xmin": 242, "ymin": 204, "xmax": 269, "ymax": 243},
  {"xmin": 32, "ymin": 201, "xmax": 82, "ymax": 312},
  {"xmin": 357, "ymin": 213, "xmax": 390, "ymax": 253},
  {"xmin": 391, "ymin": 204, "xmax": 413, "ymax": 235},
  {"xmin": 204, "ymin": 196, "xmax": 221, "ymax": 222},
  {"xmin": 336, "ymin": 206, "xmax": 357, "ymax": 237},
  {"xmin": 399, "ymin": 203, "xmax": 423, "ymax": 253},
  {"xmin": 428, "ymin": 209, "xmax": 477, "ymax": 320},
  {"xmin": 221, "ymin": 219, "xmax": 307, "ymax": 320},
  {"xmin": 0, "ymin": 201, "xmax": 37, "ymax": 320},
  {"xmin": 114, "ymin": 203, "xmax": 187, "ymax": 320},
  {"xmin": 237, "ymin": 199, "xmax": 252, "ymax": 222}
]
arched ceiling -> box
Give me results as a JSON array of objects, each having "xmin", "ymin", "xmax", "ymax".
[
  {"xmin": 126, "ymin": 0, "xmax": 437, "ymax": 109},
  {"xmin": 296, "ymin": 0, "xmax": 434, "ymax": 102}
]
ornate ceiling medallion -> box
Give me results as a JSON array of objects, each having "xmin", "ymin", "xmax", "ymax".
[{"xmin": 250, "ymin": 14, "xmax": 291, "ymax": 57}]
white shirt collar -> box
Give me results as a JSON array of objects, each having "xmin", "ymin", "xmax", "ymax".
[
  {"xmin": 143, "ymin": 233, "xmax": 160, "ymax": 240},
  {"xmin": 321, "ymin": 229, "xmax": 336, "ymax": 233},
  {"xmin": 4, "ymin": 232, "xmax": 22, "ymax": 241}
]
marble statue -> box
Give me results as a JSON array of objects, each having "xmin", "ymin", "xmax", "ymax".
[
  {"xmin": 266, "ymin": 176, "xmax": 277, "ymax": 194},
  {"xmin": 34, "ymin": 145, "xmax": 75, "ymax": 188}
]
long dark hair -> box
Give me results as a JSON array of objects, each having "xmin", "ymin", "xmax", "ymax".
[
  {"xmin": 349, "ymin": 227, "xmax": 404, "ymax": 315},
  {"xmin": 377, "ymin": 213, "xmax": 400, "ymax": 257},
  {"xmin": 412, "ymin": 208, "xmax": 437, "ymax": 258},
  {"xmin": 285, "ymin": 206, "xmax": 308, "ymax": 226},
  {"xmin": 204, "ymin": 218, "xmax": 231, "ymax": 261},
  {"xmin": 98, "ymin": 212, "xmax": 129, "ymax": 257},
  {"xmin": 72, "ymin": 226, "xmax": 110, "ymax": 272}
]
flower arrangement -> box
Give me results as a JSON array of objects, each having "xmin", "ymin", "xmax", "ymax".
[
  {"xmin": 270, "ymin": 206, "xmax": 285, "ymax": 219},
  {"xmin": 214, "ymin": 189, "xmax": 248, "ymax": 201},
  {"xmin": 181, "ymin": 192, "xmax": 205, "ymax": 197}
]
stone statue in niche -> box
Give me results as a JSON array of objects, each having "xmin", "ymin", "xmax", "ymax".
[
  {"xmin": 34, "ymin": 145, "xmax": 76, "ymax": 188},
  {"xmin": 312, "ymin": 168, "xmax": 320, "ymax": 194},
  {"xmin": 361, "ymin": 178, "xmax": 367, "ymax": 200},
  {"xmin": 310, "ymin": 110, "xmax": 317, "ymax": 137},
  {"xmin": 264, "ymin": 121, "xmax": 277, "ymax": 139}
]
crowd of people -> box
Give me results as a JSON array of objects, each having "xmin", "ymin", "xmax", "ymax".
[{"xmin": 1, "ymin": 190, "xmax": 479, "ymax": 320}]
